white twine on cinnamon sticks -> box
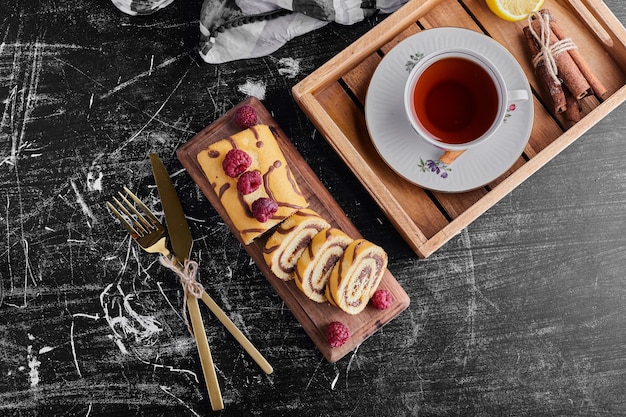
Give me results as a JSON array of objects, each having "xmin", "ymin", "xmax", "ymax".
[
  {"xmin": 159, "ymin": 255, "xmax": 204, "ymax": 335},
  {"xmin": 528, "ymin": 12, "xmax": 578, "ymax": 84}
]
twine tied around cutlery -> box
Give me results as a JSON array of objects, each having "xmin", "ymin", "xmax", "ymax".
[
  {"xmin": 159, "ymin": 255, "xmax": 204, "ymax": 336},
  {"xmin": 528, "ymin": 12, "xmax": 578, "ymax": 84}
]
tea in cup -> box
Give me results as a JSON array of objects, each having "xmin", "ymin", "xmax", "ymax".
[{"xmin": 404, "ymin": 48, "xmax": 529, "ymax": 151}]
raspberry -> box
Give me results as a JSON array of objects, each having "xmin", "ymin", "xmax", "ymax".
[
  {"xmin": 326, "ymin": 321, "xmax": 349, "ymax": 348},
  {"xmin": 237, "ymin": 170, "xmax": 262, "ymax": 195},
  {"xmin": 251, "ymin": 197, "xmax": 278, "ymax": 223},
  {"xmin": 370, "ymin": 289, "xmax": 393, "ymax": 310},
  {"xmin": 222, "ymin": 149, "xmax": 251, "ymax": 178},
  {"xmin": 233, "ymin": 105, "xmax": 258, "ymax": 129}
]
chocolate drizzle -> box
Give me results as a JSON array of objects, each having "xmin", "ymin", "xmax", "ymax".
[
  {"xmin": 241, "ymin": 227, "xmax": 267, "ymax": 237},
  {"xmin": 286, "ymin": 166, "xmax": 305, "ymax": 197},
  {"xmin": 263, "ymin": 163, "xmax": 274, "ymax": 199},
  {"xmin": 267, "ymin": 166, "xmax": 306, "ymax": 210},
  {"xmin": 218, "ymin": 183, "xmax": 230, "ymax": 199},
  {"xmin": 263, "ymin": 244, "xmax": 280, "ymax": 255},
  {"xmin": 250, "ymin": 125, "xmax": 261, "ymax": 140},
  {"xmin": 238, "ymin": 192, "xmax": 254, "ymax": 218}
]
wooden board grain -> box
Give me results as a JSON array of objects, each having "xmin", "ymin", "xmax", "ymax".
[
  {"xmin": 177, "ymin": 97, "xmax": 410, "ymax": 363},
  {"xmin": 292, "ymin": 0, "xmax": 626, "ymax": 258}
]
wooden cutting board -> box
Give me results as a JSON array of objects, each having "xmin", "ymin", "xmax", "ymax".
[{"xmin": 177, "ymin": 96, "xmax": 410, "ymax": 362}]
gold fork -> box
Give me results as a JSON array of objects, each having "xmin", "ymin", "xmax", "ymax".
[
  {"xmin": 107, "ymin": 186, "xmax": 171, "ymax": 256},
  {"xmin": 107, "ymin": 188, "xmax": 273, "ymax": 402}
]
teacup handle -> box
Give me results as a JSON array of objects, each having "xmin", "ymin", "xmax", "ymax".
[{"xmin": 508, "ymin": 89, "xmax": 529, "ymax": 102}]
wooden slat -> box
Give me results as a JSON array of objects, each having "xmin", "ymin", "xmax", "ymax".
[
  {"xmin": 341, "ymin": 53, "xmax": 380, "ymax": 104},
  {"xmin": 293, "ymin": 0, "xmax": 443, "ymax": 96},
  {"xmin": 524, "ymin": 97, "xmax": 567, "ymax": 157}
]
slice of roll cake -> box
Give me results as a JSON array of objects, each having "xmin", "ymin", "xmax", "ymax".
[
  {"xmin": 263, "ymin": 209, "xmax": 330, "ymax": 281},
  {"xmin": 197, "ymin": 124, "xmax": 308, "ymax": 244},
  {"xmin": 325, "ymin": 239, "xmax": 388, "ymax": 315},
  {"xmin": 295, "ymin": 228, "xmax": 353, "ymax": 303}
]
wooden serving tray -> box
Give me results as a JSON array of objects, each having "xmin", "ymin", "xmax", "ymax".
[
  {"xmin": 292, "ymin": 0, "xmax": 626, "ymax": 258},
  {"xmin": 177, "ymin": 97, "xmax": 410, "ymax": 363}
]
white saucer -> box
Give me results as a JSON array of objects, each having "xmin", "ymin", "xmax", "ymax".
[{"xmin": 365, "ymin": 27, "xmax": 533, "ymax": 193}]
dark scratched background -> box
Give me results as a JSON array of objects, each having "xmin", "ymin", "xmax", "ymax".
[{"xmin": 1, "ymin": 1, "xmax": 626, "ymax": 416}]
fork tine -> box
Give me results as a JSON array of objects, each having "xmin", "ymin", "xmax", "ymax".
[
  {"xmin": 106, "ymin": 201, "xmax": 140, "ymax": 237},
  {"xmin": 112, "ymin": 195, "xmax": 150, "ymax": 236},
  {"xmin": 108, "ymin": 188, "xmax": 170, "ymax": 257},
  {"xmin": 117, "ymin": 192, "xmax": 153, "ymax": 231},
  {"xmin": 123, "ymin": 186, "xmax": 159, "ymax": 224}
]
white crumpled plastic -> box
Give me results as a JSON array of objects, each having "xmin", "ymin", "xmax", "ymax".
[
  {"xmin": 111, "ymin": 0, "xmax": 407, "ymax": 63},
  {"xmin": 198, "ymin": 0, "xmax": 407, "ymax": 63},
  {"xmin": 111, "ymin": 0, "xmax": 174, "ymax": 15}
]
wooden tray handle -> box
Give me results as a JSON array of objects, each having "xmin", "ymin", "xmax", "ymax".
[{"xmin": 566, "ymin": 0, "xmax": 626, "ymax": 68}]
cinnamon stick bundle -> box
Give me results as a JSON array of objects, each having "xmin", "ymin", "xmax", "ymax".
[
  {"xmin": 538, "ymin": 9, "xmax": 608, "ymax": 100},
  {"xmin": 523, "ymin": 26, "xmax": 566, "ymax": 114},
  {"xmin": 529, "ymin": 15, "xmax": 591, "ymax": 100},
  {"xmin": 523, "ymin": 9, "xmax": 606, "ymax": 123}
]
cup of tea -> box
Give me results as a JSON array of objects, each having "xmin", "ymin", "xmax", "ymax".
[{"xmin": 404, "ymin": 48, "xmax": 529, "ymax": 151}]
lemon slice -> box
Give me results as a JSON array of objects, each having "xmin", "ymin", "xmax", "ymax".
[{"xmin": 486, "ymin": 0, "xmax": 545, "ymax": 22}]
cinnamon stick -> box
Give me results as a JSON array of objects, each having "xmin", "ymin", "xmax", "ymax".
[
  {"xmin": 523, "ymin": 26, "xmax": 566, "ymax": 114},
  {"xmin": 564, "ymin": 86, "xmax": 582, "ymax": 123},
  {"xmin": 538, "ymin": 9, "xmax": 608, "ymax": 100},
  {"xmin": 529, "ymin": 16, "xmax": 591, "ymax": 100},
  {"xmin": 439, "ymin": 150, "xmax": 464, "ymax": 165}
]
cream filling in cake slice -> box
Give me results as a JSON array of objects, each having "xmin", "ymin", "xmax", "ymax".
[
  {"xmin": 295, "ymin": 228, "xmax": 353, "ymax": 303},
  {"xmin": 326, "ymin": 239, "xmax": 388, "ymax": 315},
  {"xmin": 263, "ymin": 208, "xmax": 330, "ymax": 281}
]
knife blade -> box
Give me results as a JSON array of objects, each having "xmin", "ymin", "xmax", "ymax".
[
  {"xmin": 149, "ymin": 153, "xmax": 273, "ymax": 375},
  {"xmin": 149, "ymin": 153, "xmax": 192, "ymax": 263},
  {"xmin": 149, "ymin": 153, "xmax": 224, "ymax": 411}
]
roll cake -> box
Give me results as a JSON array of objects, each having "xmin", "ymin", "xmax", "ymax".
[
  {"xmin": 325, "ymin": 239, "xmax": 388, "ymax": 315},
  {"xmin": 295, "ymin": 228, "xmax": 353, "ymax": 303},
  {"xmin": 197, "ymin": 125, "xmax": 308, "ymax": 244},
  {"xmin": 263, "ymin": 208, "xmax": 330, "ymax": 281}
]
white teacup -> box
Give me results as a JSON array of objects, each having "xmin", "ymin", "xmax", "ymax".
[{"xmin": 404, "ymin": 48, "xmax": 529, "ymax": 151}]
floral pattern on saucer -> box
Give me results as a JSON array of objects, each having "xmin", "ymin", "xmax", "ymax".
[
  {"xmin": 415, "ymin": 99, "xmax": 521, "ymax": 180},
  {"xmin": 504, "ymin": 103, "xmax": 517, "ymax": 122},
  {"xmin": 419, "ymin": 158, "xmax": 451, "ymax": 178},
  {"xmin": 405, "ymin": 52, "xmax": 425, "ymax": 72}
]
